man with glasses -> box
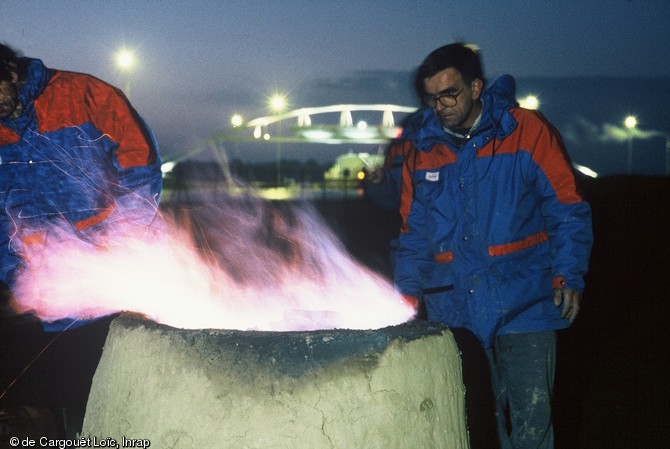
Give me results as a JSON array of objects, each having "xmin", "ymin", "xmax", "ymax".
[{"xmin": 393, "ymin": 43, "xmax": 592, "ymax": 449}]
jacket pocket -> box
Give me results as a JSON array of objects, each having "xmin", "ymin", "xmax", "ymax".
[
  {"xmin": 422, "ymin": 284, "xmax": 455, "ymax": 295},
  {"xmin": 487, "ymin": 230, "xmax": 549, "ymax": 257}
]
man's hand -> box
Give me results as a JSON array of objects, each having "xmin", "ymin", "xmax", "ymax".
[
  {"xmin": 553, "ymin": 288, "xmax": 581, "ymax": 323},
  {"xmin": 365, "ymin": 167, "xmax": 384, "ymax": 184}
]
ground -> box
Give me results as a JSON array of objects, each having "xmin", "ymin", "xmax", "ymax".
[{"xmin": 1, "ymin": 175, "xmax": 668, "ymax": 448}]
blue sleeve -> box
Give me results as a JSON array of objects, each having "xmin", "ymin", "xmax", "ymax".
[
  {"xmin": 526, "ymin": 118, "xmax": 593, "ymax": 291},
  {"xmin": 393, "ymin": 172, "xmax": 434, "ymax": 299}
]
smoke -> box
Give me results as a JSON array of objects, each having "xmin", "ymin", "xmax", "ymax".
[{"xmin": 10, "ymin": 195, "xmax": 415, "ymax": 331}]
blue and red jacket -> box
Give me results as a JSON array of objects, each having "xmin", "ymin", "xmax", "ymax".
[
  {"xmin": 394, "ymin": 75, "xmax": 593, "ymax": 347},
  {"xmin": 0, "ymin": 59, "xmax": 162, "ymax": 291}
]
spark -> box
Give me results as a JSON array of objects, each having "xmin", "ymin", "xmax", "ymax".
[{"xmin": 0, "ymin": 318, "xmax": 80, "ymax": 401}]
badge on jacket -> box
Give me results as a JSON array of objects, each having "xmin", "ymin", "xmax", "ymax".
[{"xmin": 425, "ymin": 171, "xmax": 440, "ymax": 182}]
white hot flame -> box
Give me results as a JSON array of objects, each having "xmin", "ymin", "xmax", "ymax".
[{"xmin": 11, "ymin": 198, "xmax": 415, "ymax": 331}]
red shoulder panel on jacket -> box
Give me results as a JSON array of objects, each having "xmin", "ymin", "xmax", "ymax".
[
  {"xmin": 0, "ymin": 125, "xmax": 19, "ymax": 144},
  {"xmin": 34, "ymin": 71, "xmax": 156, "ymax": 169},
  {"xmin": 410, "ymin": 143, "xmax": 457, "ymax": 172},
  {"xmin": 512, "ymin": 109, "xmax": 583, "ymax": 204}
]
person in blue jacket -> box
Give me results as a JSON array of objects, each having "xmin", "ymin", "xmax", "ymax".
[
  {"xmin": 0, "ymin": 43, "xmax": 162, "ymax": 325},
  {"xmin": 0, "ymin": 42, "xmax": 162, "ymax": 434},
  {"xmin": 394, "ymin": 43, "xmax": 593, "ymax": 449}
]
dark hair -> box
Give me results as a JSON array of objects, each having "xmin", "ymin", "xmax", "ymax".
[
  {"xmin": 415, "ymin": 42, "xmax": 484, "ymax": 96},
  {"xmin": 0, "ymin": 43, "xmax": 25, "ymax": 81}
]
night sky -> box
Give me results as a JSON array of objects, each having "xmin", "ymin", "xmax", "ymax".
[{"xmin": 3, "ymin": 0, "xmax": 669, "ymax": 170}]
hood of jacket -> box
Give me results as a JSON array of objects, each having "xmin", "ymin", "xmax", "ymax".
[
  {"xmin": 3, "ymin": 58, "xmax": 53, "ymax": 130},
  {"xmin": 401, "ymin": 74, "xmax": 519, "ymax": 151},
  {"xmin": 17, "ymin": 58, "xmax": 51, "ymax": 108}
]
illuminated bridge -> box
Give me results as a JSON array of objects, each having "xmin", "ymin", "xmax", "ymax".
[
  {"xmin": 161, "ymin": 103, "xmax": 419, "ymax": 193},
  {"xmin": 213, "ymin": 104, "xmax": 417, "ymax": 145}
]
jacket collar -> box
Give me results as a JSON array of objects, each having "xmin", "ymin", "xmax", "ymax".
[
  {"xmin": 1, "ymin": 58, "xmax": 51, "ymax": 130},
  {"xmin": 18, "ymin": 58, "xmax": 51, "ymax": 111},
  {"xmin": 403, "ymin": 74, "xmax": 519, "ymax": 152}
]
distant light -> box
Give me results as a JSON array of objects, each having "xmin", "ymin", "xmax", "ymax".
[
  {"xmin": 269, "ymin": 94, "xmax": 287, "ymax": 113},
  {"xmin": 357, "ymin": 120, "xmax": 368, "ymax": 129},
  {"xmin": 231, "ymin": 114, "xmax": 243, "ymax": 127},
  {"xmin": 624, "ymin": 115, "xmax": 637, "ymax": 129},
  {"xmin": 376, "ymin": 126, "xmax": 403, "ymax": 139},
  {"xmin": 381, "ymin": 126, "xmax": 403, "ymax": 139},
  {"xmin": 573, "ymin": 163, "xmax": 598, "ymax": 178},
  {"xmin": 519, "ymin": 95, "xmax": 540, "ymax": 110},
  {"xmin": 115, "ymin": 49, "xmax": 134, "ymax": 69},
  {"xmin": 161, "ymin": 161, "xmax": 176, "ymax": 174},
  {"xmin": 299, "ymin": 129, "xmax": 335, "ymax": 141},
  {"xmin": 257, "ymin": 187, "xmax": 292, "ymax": 201},
  {"xmin": 263, "ymin": 133, "xmax": 271, "ymax": 140},
  {"xmin": 342, "ymin": 126, "xmax": 378, "ymax": 140},
  {"xmin": 357, "ymin": 171, "xmax": 365, "ymax": 181}
]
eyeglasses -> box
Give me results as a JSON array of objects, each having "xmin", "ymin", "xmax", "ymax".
[{"xmin": 422, "ymin": 86, "xmax": 465, "ymax": 108}]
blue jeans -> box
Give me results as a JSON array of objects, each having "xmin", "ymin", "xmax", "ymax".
[{"xmin": 485, "ymin": 331, "xmax": 556, "ymax": 449}]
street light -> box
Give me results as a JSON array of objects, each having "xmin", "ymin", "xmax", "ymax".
[
  {"xmin": 230, "ymin": 114, "xmax": 244, "ymax": 171},
  {"xmin": 231, "ymin": 114, "xmax": 243, "ymax": 128},
  {"xmin": 114, "ymin": 48, "xmax": 135, "ymax": 97},
  {"xmin": 624, "ymin": 115, "xmax": 637, "ymax": 174},
  {"xmin": 519, "ymin": 95, "xmax": 540, "ymax": 110},
  {"xmin": 116, "ymin": 50, "xmax": 134, "ymax": 69},
  {"xmin": 270, "ymin": 95, "xmax": 287, "ymax": 113},
  {"xmin": 269, "ymin": 94, "xmax": 287, "ymax": 186}
]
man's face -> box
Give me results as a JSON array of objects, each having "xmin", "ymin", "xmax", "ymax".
[
  {"xmin": 0, "ymin": 79, "xmax": 20, "ymax": 119},
  {"xmin": 423, "ymin": 67, "xmax": 482, "ymax": 131}
]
